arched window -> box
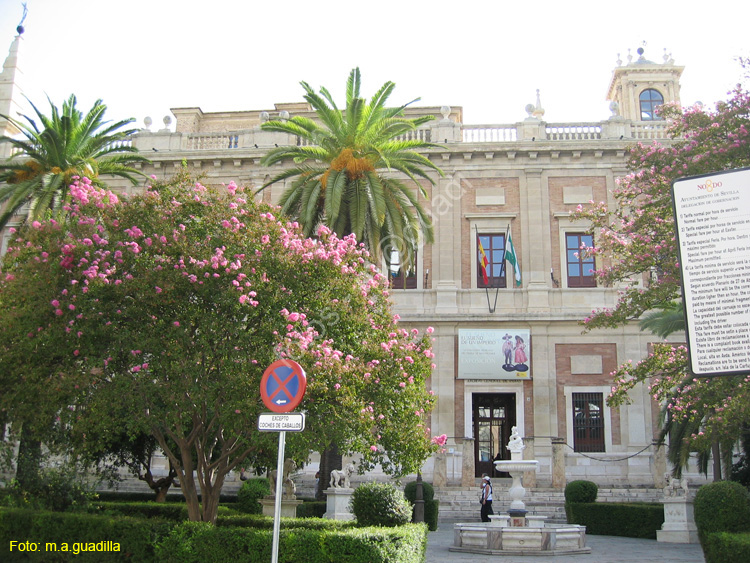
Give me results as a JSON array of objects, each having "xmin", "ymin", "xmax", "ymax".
[{"xmin": 639, "ymin": 89, "xmax": 664, "ymax": 121}]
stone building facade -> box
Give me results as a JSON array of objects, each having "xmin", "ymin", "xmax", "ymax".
[{"xmin": 1, "ymin": 35, "xmax": 706, "ymax": 490}]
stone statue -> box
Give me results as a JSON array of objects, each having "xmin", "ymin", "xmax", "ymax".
[
  {"xmin": 269, "ymin": 459, "xmax": 297, "ymax": 499},
  {"xmin": 329, "ymin": 461, "xmax": 356, "ymax": 489},
  {"xmin": 507, "ymin": 426, "xmax": 525, "ymax": 454},
  {"xmin": 663, "ymin": 472, "xmax": 690, "ymax": 497}
]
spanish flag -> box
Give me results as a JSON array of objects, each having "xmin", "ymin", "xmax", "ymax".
[{"xmin": 478, "ymin": 238, "xmax": 489, "ymax": 285}]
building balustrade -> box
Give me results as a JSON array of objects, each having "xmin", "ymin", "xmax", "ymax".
[{"xmin": 128, "ymin": 117, "xmax": 670, "ymax": 154}]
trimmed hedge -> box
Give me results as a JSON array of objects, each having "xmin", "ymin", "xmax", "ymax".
[
  {"xmin": 566, "ymin": 502, "xmax": 664, "ymax": 539},
  {"xmin": 155, "ymin": 520, "xmax": 427, "ymax": 563},
  {"xmin": 564, "ymin": 480, "xmax": 598, "ymax": 503},
  {"xmin": 350, "ymin": 482, "xmax": 412, "ymax": 527},
  {"xmin": 402, "ymin": 481, "xmax": 439, "ymax": 531},
  {"xmin": 296, "ymin": 500, "xmax": 326, "ymax": 518},
  {"xmin": 702, "ymin": 531, "xmax": 750, "ymax": 563},
  {"xmin": 403, "ymin": 481, "xmax": 435, "ymax": 503},
  {"xmin": 0, "ymin": 507, "xmax": 175, "ymax": 562},
  {"xmin": 94, "ymin": 501, "xmax": 241, "ymax": 521},
  {"xmin": 93, "ymin": 491, "xmax": 237, "ymax": 503},
  {"xmin": 694, "ymin": 480, "xmax": 750, "ymax": 543},
  {"xmin": 216, "ymin": 514, "xmax": 353, "ymax": 530}
]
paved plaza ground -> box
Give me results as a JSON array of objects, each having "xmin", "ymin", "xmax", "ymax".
[{"xmin": 425, "ymin": 521, "xmax": 705, "ymax": 563}]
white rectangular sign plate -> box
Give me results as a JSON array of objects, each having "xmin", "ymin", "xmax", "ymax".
[
  {"xmin": 258, "ymin": 412, "xmax": 305, "ymax": 432},
  {"xmin": 672, "ymin": 167, "xmax": 750, "ymax": 376}
]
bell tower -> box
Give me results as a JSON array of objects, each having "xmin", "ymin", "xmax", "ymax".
[{"xmin": 606, "ymin": 46, "xmax": 684, "ymax": 122}]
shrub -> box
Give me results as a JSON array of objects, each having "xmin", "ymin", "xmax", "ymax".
[
  {"xmin": 694, "ymin": 480, "xmax": 750, "ymax": 546},
  {"xmin": 565, "ymin": 502, "xmax": 663, "ymax": 539},
  {"xmin": 564, "ymin": 480, "xmax": 598, "ymax": 504},
  {"xmin": 155, "ymin": 520, "xmax": 427, "ymax": 563},
  {"xmin": 0, "ymin": 507, "xmax": 175, "ymax": 561},
  {"xmin": 236, "ymin": 478, "xmax": 270, "ymax": 514},
  {"xmin": 349, "ymin": 482, "xmax": 412, "ymax": 527},
  {"xmin": 702, "ymin": 531, "xmax": 750, "ymax": 563},
  {"xmin": 4, "ymin": 467, "xmax": 95, "ymax": 513},
  {"xmin": 403, "ymin": 481, "xmax": 435, "ymax": 503}
]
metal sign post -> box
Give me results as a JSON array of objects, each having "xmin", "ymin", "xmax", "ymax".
[
  {"xmin": 259, "ymin": 359, "xmax": 307, "ymax": 563},
  {"xmin": 271, "ymin": 430, "xmax": 285, "ymax": 563}
]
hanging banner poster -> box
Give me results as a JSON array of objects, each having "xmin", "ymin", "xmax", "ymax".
[
  {"xmin": 672, "ymin": 167, "xmax": 750, "ymax": 377},
  {"xmin": 458, "ymin": 329, "xmax": 531, "ymax": 379}
]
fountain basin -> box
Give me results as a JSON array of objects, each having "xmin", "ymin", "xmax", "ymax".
[
  {"xmin": 451, "ymin": 522, "xmax": 591, "ymax": 555},
  {"xmin": 493, "ymin": 460, "xmax": 539, "ymax": 473}
]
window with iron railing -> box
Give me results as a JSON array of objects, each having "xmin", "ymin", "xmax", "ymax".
[{"xmin": 572, "ymin": 392, "xmax": 605, "ymax": 452}]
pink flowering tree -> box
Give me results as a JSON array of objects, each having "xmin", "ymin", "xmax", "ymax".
[
  {"xmin": 571, "ymin": 80, "xmax": 750, "ymax": 477},
  {"xmin": 0, "ymin": 173, "xmax": 437, "ymax": 522}
]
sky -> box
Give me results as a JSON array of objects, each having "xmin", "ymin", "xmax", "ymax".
[{"xmin": 1, "ymin": 0, "xmax": 749, "ymax": 130}]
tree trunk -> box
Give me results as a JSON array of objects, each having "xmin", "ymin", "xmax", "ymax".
[
  {"xmin": 712, "ymin": 437, "xmax": 722, "ymax": 482},
  {"xmin": 316, "ymin": 444, "xmax": 342, "ymax": 501},
  {"xmin": 15, "ymin": 424, "xmax": 43, "ymax": 491}
]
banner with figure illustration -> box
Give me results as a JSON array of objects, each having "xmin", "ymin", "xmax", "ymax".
[{"xmin": 458, "ymin": 329, "xmax": 531, "ymax": 379}]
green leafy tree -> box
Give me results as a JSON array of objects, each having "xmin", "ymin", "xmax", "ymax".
[
  {"xmin": 0, "ymin": 173, "xmax": 438, "ymax": 523},
  {"xmin": 258, "ymin": 68, "xmax": 441, "ymax": 266},
  {"xmin": 571, "ymin": 78, "xmax": 750, "ymax": 477},
  {"xmin": 0, "ymin": 94, "xmax": 148, "ymax": 230}
]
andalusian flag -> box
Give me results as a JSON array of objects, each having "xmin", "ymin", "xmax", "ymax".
[
  {"xmin": 478, "ymin": 238, "xmax": 489, "ymax": 285},
  {"xmin": 505, "ymin": 232, "xmax": 521, "ymax": 287}
]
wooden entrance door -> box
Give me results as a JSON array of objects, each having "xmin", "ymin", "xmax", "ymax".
[{"xmin": 473, "ymin": 393, "xmax": 516, "ymax": 478}]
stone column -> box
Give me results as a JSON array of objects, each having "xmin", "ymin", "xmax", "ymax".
[
  {"xmin": 651, "ymin": 441, "xmax": 667, "ymax": 488},
  {"xmin": 461, "ymin": 437, "xmax": 475, "ymax": 487},
  {"xmin": 523, "ymin": 437, "xmax": 537, "ymax": 488},
  {"xmin": 433, "ymin": 452, "xmax": 447, "ymax": 487},
  {"xmin": 551, "ymin": 438, "xmax": 566, "ymax": 489}
]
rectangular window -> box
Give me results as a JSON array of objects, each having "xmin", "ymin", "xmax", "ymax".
[
  {"xmin": 572, "ymin": 392, "xmax": 605, "ymax": 452},
  {"xmin": 477, "ymin": 233, "xmax": 506, "ymax": 289},
  {"xmin": 388, "ymin": 250, "xmax": 417, "ymax": 289},
  {"xmin": 566, "ymin": 233, "xmax": 596, "ymax": 288}
]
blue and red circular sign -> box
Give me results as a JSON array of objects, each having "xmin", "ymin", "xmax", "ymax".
[{"xmin": 260, "ymin": 359, "xmax": 307, "ymax": 413}]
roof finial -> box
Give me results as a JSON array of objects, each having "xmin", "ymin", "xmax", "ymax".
[{"xmin": 16, "ymin": 2, "xmax": 28, "ymax": 35}]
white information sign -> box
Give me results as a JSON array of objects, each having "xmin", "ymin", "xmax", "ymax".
[
  {"xmin": 458, "ymin": 329, "xmax": 531, "ymax": 379},
  {"xmin": 672, "ymin": 167, "xmax": 750, "ymax": 376},
  {"xmin": 258, "ymin": 412, "xmax": 305, "ymax": 432}
]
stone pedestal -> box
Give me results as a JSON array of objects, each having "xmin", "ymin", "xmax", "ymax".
[
  {"xmin": 433, "ymin": 452, "xmax": 447, "ymax": 487},
  {"xmin": 260, "ymin": 497, "xmax": 303, "ymax": 518},
  {"xmin": 323, "ymin": 487, "xmax": 354, "ymax": 520},
  {"xmin": 657, "ymin": 496, "xmax": 699, "ymax": 544}
]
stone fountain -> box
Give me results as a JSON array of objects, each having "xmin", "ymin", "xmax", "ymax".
[{"xmin": 451, "ymin": 428, "xmax": 590, "ymax": 556}]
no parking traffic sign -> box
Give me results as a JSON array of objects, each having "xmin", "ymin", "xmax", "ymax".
[{"xmin": 260, "ymin": 359, "xmax": 307, "ymax": 413}]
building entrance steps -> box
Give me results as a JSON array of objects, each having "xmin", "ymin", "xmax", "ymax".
[{"xmin": 435, "ymin": 484, "xmax": 667, "ymax": 522}]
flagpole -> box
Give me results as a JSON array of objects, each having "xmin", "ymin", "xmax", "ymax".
[{"xmin": 475, "ymin": 225, "xmax": 494, "ymax": 313}]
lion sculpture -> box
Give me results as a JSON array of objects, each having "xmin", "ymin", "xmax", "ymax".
[
  {"xmin": 269, "ymin": 459, "xmax": 297, "ymax": 499},
  {"xmin": 329, "ymin": 461, "xmax": 356, "ymax": 489}
]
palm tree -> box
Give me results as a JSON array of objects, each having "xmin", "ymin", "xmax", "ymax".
[
  {"xmin": 258, "ymin": 68, "xmax": 442, "ymax": 266},
  {"xmin": 642, "ymin": 301, "xmax": 732, "ymax": 481},
  {"xmin": 0, "ymin": 94, "xmax": 148, "ymax": 230}
]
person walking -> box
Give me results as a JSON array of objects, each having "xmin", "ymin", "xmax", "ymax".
[{"xmin": 480, "ymin": 474, "xmax": 494, "ymax": 522}]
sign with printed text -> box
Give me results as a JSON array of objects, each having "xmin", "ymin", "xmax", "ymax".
[
  {"xmin": 457, "ymin": 329, "xmax": 531, "ymax": 379},
  {"xmin": 672, "ymin": 167, "xmax": 750, "ymax": 376},
  {"xmin": 258, "ymin": 412, "xmax": 305, "ymax": 432},
  {"xmin": 260, "ymin": 359, "xmax": 307, "ymax": 413}
]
